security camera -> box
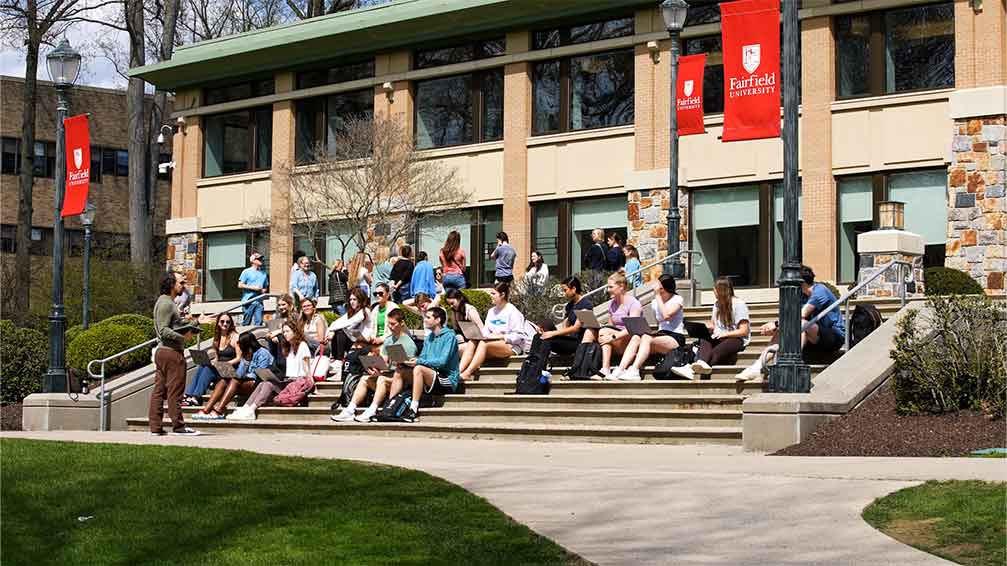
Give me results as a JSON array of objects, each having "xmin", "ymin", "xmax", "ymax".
[{"xmin": 158, "ymin": 161, "xmax": 176, "ymax": 174}]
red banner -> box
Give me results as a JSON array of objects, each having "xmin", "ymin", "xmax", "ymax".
[
  {"xmin": 61, "ymin": 114, "xmax": 90, "ymax": 217},
  {"xmin": 720, "ymin": 0, "xmax": 781, "ymax": 141},
  {"xmin": 677, "ymin": 54, "xmax": 706, "ymax": 136}
]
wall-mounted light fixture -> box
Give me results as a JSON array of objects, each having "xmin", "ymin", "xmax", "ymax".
[
  {"xmin": 647, "ymin": 40, "xmax": 660, "ymax": 64},
  {"xmin": 382, "ymin": 81, "xmax": 394, "ymax": 102}
]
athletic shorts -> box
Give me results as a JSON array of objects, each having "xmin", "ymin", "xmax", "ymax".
[
  {"xmin": 425, "ymin": 372, "xmax": 460, "ymax": 395},
  {"xmin": 655, "ymin": 330, "xmax": 687, "ymax": 347},
  {"xmin": 804, "ymin": 324, "xmax": 844, "ymax": 353}
]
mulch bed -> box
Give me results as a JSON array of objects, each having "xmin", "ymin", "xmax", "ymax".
[
  {"xmin": 1, "ymin": 403, "xmax": 23, "ymax": 431},
  {"xmin": 774, "ymin": 382, "xmax": 1006, "ymax": 457}
]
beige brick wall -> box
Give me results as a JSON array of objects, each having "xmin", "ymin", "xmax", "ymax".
[
  {"xmin": 268, "ymin": 72, "xmax": 296, "ymax": 292},
  {"xmin": 954, "ymin": 0, "xmax": 1007, "ymax": 89},
  {"xmin": 502, "ymin": 31, "xmax": 532, "ymax": 277}
]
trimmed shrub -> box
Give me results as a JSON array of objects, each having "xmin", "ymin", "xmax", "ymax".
[
  {"xmin": 0, "ymin": 320, "xmax": 47, "ymax": 404},
  {"xmin": 321, "ymin": 310, "xmax": 339, "ymax": 325},
  {"xmin": 65, "ymin": 323, "xmax": 85, "ymax": 345},
  {"xmin": 98, "ymin": 314, "xmax": 156, "ymax": 338},
  {"xmin": 924, "ymin": 267, "xmax": 984, "ymax": 296},
  {"xmin": 461, "ymin": 289, "xmax": 491, "ymax": 319},
  {"xmin": 66, "ymin": 324, "xmax": 152, "ymax": 377},
  {"xmin": 891, "ymin": 296, "xmax": 1006, "ymax": 418}
]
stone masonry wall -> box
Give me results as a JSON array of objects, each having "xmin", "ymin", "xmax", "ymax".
[
  {"xmin": 166, "ymin": 233, "xmax": 203, "ymax": 302},
  {"xmin": 946, "ymin": 116, "xmax": 1006, "ymax": 295},
  {"xmin": 627, "ymin": 188, "xmax": 690, "ymax": 283}
]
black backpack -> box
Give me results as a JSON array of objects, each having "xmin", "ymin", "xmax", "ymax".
[
  {"xmin": 565, "ymin": 342, "xmax": 601, "ymax": 381},
  {"xmin": 849, "ymin": 304, "xmax": 883, "ymax": 349},
  {"xmin": 515, "ymin": 335, "xmax": 551, "ymax": 394},
  {"xmin": 652, "ymin": 343, "xmax": 695, "ymax": 380},
  {"xmin": 374, "ymin": 390, "xmax": 413, "ymax": 422}
]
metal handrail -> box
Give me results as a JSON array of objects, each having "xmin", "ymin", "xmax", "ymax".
[
  {"xmin": 802, "ymin": 260, "xmax": 915, "ymax": 352},
  {"xmin": 551, "ymin": 249, "xmax": 705, "ymax": 319},
  {"xmin": 88, "ymin": 292, "xmax": 276, "ymax": 431}
]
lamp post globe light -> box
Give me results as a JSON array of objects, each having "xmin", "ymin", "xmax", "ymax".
[
  {"xmin": 80, "ymin": 201, "xmax": 96, "ymax": 330},
  {"xmin": 43, "ymin": 38, "xmax": 82, "ymax": 394},
  {"xmin": 767, "ymin": 0, "xmax": 811, "ymax": 392},
  {"xmin": 661, "ymin": 0, "xmax": 688, "ymax": 278}
]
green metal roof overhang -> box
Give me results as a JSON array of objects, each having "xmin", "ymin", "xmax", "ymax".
[{"xmin": 131, "ymin": 0, "xmax": 652, "ymax": 91}]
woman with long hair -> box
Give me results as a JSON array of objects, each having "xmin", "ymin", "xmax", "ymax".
[
  {"xmin": 182, "ymin": 312, "xmax": 240, "ymax": 406},
  {"xmin": 227, "ymin": 321, "xmax": 309, "ymax": 420},
  {"xmin": 582, "ymin": 272, "xmax": 642, "ymax": 380},
  {"xmin": 328, "ymin": 259, "xmax": 349, "ymax": 315},
  {"xmin": 195, "ymin": 331, "xmax": 272, "ymax": 419},
  {"xmin": 348, "ymin": 251, "xmax": 373, "ymax": 297},
  {"xmin": 298, "ymin": 297, "xmax": 327, "ymax": 353},
  {"xmin": 371, "ymin": 246, "xmax": 393, "ymax": 301},
  {"xmin": 674, "ymin": 276, "xmax": 750, "ymax": 380},
  {"xmin": 459, "ymin": 282, "xmax": 530, "ymax": 381},
  {"xmin": 612, "ymin": 275, "xmax": 686, "ymax": 381},
  {"xmin": 623, "ymin": 245, "xmax": 642, "ymax": 288},
  {"xmin": 521, "ymin": 249, "xmax": 549, "ymax": 296},
  {"xmin": 605, "ymin": 232, "xmax": 626, "ymax": 271},
  {"xmin": 440, "ymin": 230, "xmax": 467, "ymax": 291},
  {"xmin": 445, "ymin": 288, "xmax": 486, "ymax": 371},
  {"xmin": 326, "ymin": 287, "xmax": 373, "ymax": 361},
  {"xmin": 389, "ymin": 244, "xmax": 414, "ymax": 302}
]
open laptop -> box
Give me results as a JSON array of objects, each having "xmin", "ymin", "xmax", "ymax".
[
  {"xmin": 622, "ymin": 316, "xmax": 654, "ymax": 337},
  {"xmin": 574, "ymin": 309, "xmax": 602, "ymax": 330},
  {"xmin": 458, "ymin": 321, "xmax": 502, "ymax": 342},
  {"xmin": 684, "ymin": 321, "xmax": 713, "ymax": 341},
  {"xmin": 384, "ymin": 343, "xmax": 408, "ymax": 364},
  {"xmin": 189, "ymin": 348, "xmax": 214, "ymax": 366},
  {"xmin": 359, "ymin": 355, "xmax": 390, "ymax": 372},
  {"xmin": 254, "ymin": 367, "xmax": 283, "ymax": 384}
]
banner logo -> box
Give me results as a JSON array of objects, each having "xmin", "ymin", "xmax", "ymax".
[
  {"xmin": 73, "ymin": 147, "xmax": 83, "ymax": 169},
  {"xmin": 742, "ymin": 44, "xmax": 761, "ymax": 74},
  {"xmin": 683, "ymin": 80, "xmax": 694, "ymax": 97}
]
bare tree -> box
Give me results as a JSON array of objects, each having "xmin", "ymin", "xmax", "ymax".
[
  {"xmin": 0, "ymin": 0, "xmax": 118, "ymax": 322},
  {"xmin": 279, "ymin": 115, "xmax": 470, "ymax": 265},
  {"xmin": 178, "ymin": 0, "xmax": 287, "ymax": 42},
  {"xmin": 284, "ymin": 0, "xmax": 386, "ymax": 20}
]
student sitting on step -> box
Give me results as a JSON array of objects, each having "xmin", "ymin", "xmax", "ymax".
[
  {"xmin": 459, "ymin": 282, "xmax": 532, "ymax": 381},
  {"xmin": 612, "ymin": 275, "xmax": 686, "ymax": 381},
  {"xmin": 538, "ymin": 277, "xmax": 592, "ymax": 360},
  {"xmin": 673, "ymin": 277, "xmax": 750, "ymax": 380},
  {"xmin": 735, "ymin": 265, "xmax": 843, "ymax": 381},
  {"xmin": 332, "ymin": 309, "xmax": 417, "ymax": 423},
  {"xmin": 195, "ymin": 331, "xmax": 273, "ymax": 420},
  {"xmin": 583, "ymin": 272, "xmax": 642, "ymax": 380},
  {"xmin": 227, "ymin": 322, "xmax": 307, "ymax": 421},
  {"xmin": 390, "ymin": 307, "xmax": 462, "ymax": 422},
  {"xmin": 182, "ymin": 312, "xmax": 240, "ymax": 407},
  {"xmin": 325, "ymin": 287, "xmax": 373, "ymax": 362}
]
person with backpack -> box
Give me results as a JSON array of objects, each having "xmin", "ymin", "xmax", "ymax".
[
  {"xmin": 332, "ymin": 309, "xmax": 417, "ymax": 422},
  {"xmin": 195, "ymin": 331, "xmax": 273, "ymax": 420},
  {"xmin": 390, "ymin": 307, "xmax": 462, "ymax": 422},
  {"xmin": 459, "ymin": 282, "xmax": 531, "ymax": 382},
  {"xmin": 583, "ymin": 228, "xmax": 608, "ymax": 272},
  {"xmin": 611, "ymin": 275, "xmax": 686, "ymax": 381},
  {"xmin": 673, "ymin": 277, "xmax": 751, "ymax": 380},
  {"xmin": 583, "ymin": 272, "xmax": 642, "ymax": 380}
]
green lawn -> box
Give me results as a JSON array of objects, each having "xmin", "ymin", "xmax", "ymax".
[
  {"xmin": 863, "ymin": 480, "xmax": 1006, "ymax": 566},
  {"xmin": 1, "ymin": 439, "xmax": 587, "ymax": 566}
]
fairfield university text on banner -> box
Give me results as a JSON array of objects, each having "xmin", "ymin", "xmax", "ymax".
[
  {"xmin": 61, "ymin": 114, "xmax": 91, "ymax": 217},
  {"xmin": 720, "ymin": 0, "xmax": 781, "ymax": 142},
  {"xmin": 677, "ymin": 54, "xmax": 706, "ymax": 136}
]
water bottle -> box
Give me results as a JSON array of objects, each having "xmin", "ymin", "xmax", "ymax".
[{"xmin": 539, "ymin": 370, "xmax": 551, "ymax": 385}]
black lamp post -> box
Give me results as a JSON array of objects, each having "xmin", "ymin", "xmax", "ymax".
[
  {"xmin": 661, "ymin": 0, "xmax": 688, "ymax": 278},
  {"xmin": 43, "ymin": 38, "xmax": 82, "ymax": 394},
  {"xmin": 767, "ymin": 0, "xmax": 810, "ymax": 392},
  {"xmin": 80, "ymin": 201, "xmax": 96, "ymax": 329}
]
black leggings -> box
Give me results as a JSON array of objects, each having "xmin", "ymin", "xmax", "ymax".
[{"xmin": 332, "ymin": 331, "xmax": 354, "ymax": 361}]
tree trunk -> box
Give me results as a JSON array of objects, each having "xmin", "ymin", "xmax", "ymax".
[
  {"xmin": 14, "ymin": 27, "xmax": 40, "ymax": 323},
  {"xmin": 144, "ymin": 0, "xmax": 180, "ymax": 258},
  {"xmin": 126, "ymin": 0, "xmax": 150, "ymax": 264}
]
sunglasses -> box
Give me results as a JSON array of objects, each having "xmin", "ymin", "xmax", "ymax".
[
  {"xmin": 374, "ymin": 291, "xmax": 386, "ymax": 297},
  {"xmin": 219, "ymin": 320, "xmax": 232, "ymax": 326}
]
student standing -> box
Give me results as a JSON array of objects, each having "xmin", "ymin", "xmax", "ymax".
[
  {"xmin": 522, "ymin": 250, "xmax": 549, "ymax": 295},
  {"xmin": 149, "ymin": 272, "xmax": 200, "ymax": 436},
  {"xmin": 290, "ymin": 255, "xmax": 319, "ymax": 301},
  {"xmin": 237, "ymin": 252, "xmax": 269, "ymax": 326},
  {"xmin": 583, "ymin": 228, "xmax": 608, "ymax": 272},
  {"xmin": 440, "ymin": 231, "xmax": 467, "ymax": 291},
  {"xmin": 389, "ymin": 245, "xmax": 415, "ymax": 302},
  {"xmin": 623, "ymin": 245, "xmax": 642, "ymax": 288},
  {"xmin": 490, "ymin": 232, "xmax": 516, "ymax": 284},
  {"xmin": 605, "ymin": 232, "xmax": 626, "ymax": 272}
]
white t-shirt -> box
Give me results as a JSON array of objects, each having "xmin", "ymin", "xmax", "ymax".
[
  {"xmin": 711, "ymin": 297, "xmax": 751, "ymax": 346},
  {"xmin": 285, "ymin": 341, "xmax": 312, "ymax": 378},
  {"xmin": 652, "ymin": 294, "xmax": 685, "ymax": 334}
]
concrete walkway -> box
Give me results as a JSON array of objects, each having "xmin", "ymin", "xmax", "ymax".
[{"xmin": 5, "ymin": 431, "xmax": 1005, "ymax": 566}]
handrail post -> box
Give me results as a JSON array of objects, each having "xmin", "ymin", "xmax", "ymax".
[
  {"xmin": 99, "ymin": 362, "xmax": 106, "ymax": 432},
  {"xmin": 899, "ymin": 263, "xmax": 907, "ymax": 307},
  {"xmin": 843, "ymin": 301, "xmax": 851, "ymax": 352}
]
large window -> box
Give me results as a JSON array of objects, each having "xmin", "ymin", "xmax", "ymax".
[
  {"xmin": 297, "ymin": 59, "xmax": 375, "ymax": 90},
  {"xmin": 836, "ymin": 3, "xmax": 954, "ymax": 98},
  {"xmin": 415, "ymin": 38, "xmax": 504, "ymax": 69},
  {"xmin": 683, "ymin": 35, "xmax": 724, "ymax": 114},
  {"xmin": 295, "ymin": 89, "xmax": 374, "ymax": 163},
  {"xmin": 204, "ymin": 78, "xmax": 275, "ymax": 106},
  {"xmin": 204, "ymin": 107, "xmax": 272, "ymax": 177},
  {"xmin": 414, "ymin": 69, "xmax": 503, "ymax": 150},
  {"xmin": 2, "ymin": 137, "xmax": 19, "ymax": 175},
  {"xmin": 692, "ymin": 185, "xmax": 761, "ymax": 288},
  {"xmin": 204, "ymin": 230, "xmax": 269, "ymax": 301},
  {"xmin": 532, "ymin": 49, "xmax": 634, "ymax": 135},
  {"xmin": 570, "ymin": 197, "xmax": 628, "ymax": 274},
  {"xmin": 533, "ymin": 16, "xmax": 633, "ymax": 49}
]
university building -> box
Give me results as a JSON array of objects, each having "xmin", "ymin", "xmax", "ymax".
[
  {"xmin": 131, "ymin": 0, "xmax": 1007, "ymax": 303},
  {"xmin": 0, "ymin": 76, "xmax": 173, "ymax": 258}
]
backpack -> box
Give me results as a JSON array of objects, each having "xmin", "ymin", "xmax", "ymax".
[
  {"xmin": 374, "ymin": 390, "xmax": 413, "ymax": 422},
  {"xmin": 849, "ymin": 304, "xmax": 883, "ymax": 349},
  {"xmin": 336, "ymin": 372, "xmax": 364, "ymax": 410},
  {"xmin": 515, "ymin": 335, "xmax": 551, "ymax": 394},
  {"xmin": 342, "ymin": 348, "xmax": 365, "ymax": 381},
  {"xmin": 273, "ymin": 376, "xmax": 314, "ymax": 407},
  {"xmin": 565, "ymin": 342, "xmax": 601, "ymax": 381},
  {"xmin": 652, "ymin": 343, "xmax": 695, "ymax": 380}
]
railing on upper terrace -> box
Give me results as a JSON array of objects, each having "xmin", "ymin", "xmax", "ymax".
[{"xmin": 87, "ymin": 292, "xmax": 277, "ymax": 431}]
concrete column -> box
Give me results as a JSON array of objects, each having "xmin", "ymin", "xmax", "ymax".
[
  {"xmin": 503, "ymin": 31, "xmax": 532, "ymax": 277},
  {"xmin": 269, "ymin": 72, "xmax": 296, "ymax": 293},
  {"xmin": 799, "ymin": 15, "xmax": 837, "ymax": 281}
]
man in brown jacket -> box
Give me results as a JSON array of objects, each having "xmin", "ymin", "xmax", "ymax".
[{"xmin": 150, "ymin": 271, "xmax": 201, "ymax": 436}]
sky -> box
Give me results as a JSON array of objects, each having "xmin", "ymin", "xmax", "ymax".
[{"xmin": 1, "ymin": 19, "xmax": 130, "ymax": 90}]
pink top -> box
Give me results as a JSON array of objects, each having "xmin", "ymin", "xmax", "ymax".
[
  {"xmin": 440, "ymin": 249, "xmax": 466, "ymax": 275},
  {"xmin": 608, "ymin": 294, "xmax": 642, "ymax": 329}
]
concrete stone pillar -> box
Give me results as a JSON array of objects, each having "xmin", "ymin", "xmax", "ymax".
[
  {"xmin": 799, "ymin": 15, "xmax": 837, "ymax": 282},
  {"xmin": 269, "ymin": 72, "xmax": 296, "ymax": 293},
  {"xmin": 502, "ymin": 31, "xmax": 532, "ymax": 277},
  {"xmin": 165, "ymin": 230, "xmax": 203, "ymax": 302},
  {"xmin": 856, "ymin": 230, "xmax": 926, "ymax": 298}
]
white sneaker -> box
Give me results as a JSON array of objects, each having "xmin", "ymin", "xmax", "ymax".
[
  {"xmin": 330, "ymin": 408, "xmax": 356, "ymax": 422},
  {"xmin": 591, "ymin": 368, "xmax": 611, "ymax": 381},
  {"xmin": 605, "ymin": 368, "xmax": 623, "ymax": 381},
  {"xmin": 691, "ymin": 360, "xmax": 713, "ymax": 375},
  {"xmin": 671, "ymin": 365, "xmax": 696, "ymax": 380},
  {"xmin": 618, "ymin": 367, "xmax": 642, "ymax": 381},
  {"xmin": 227, "ymin": 407, "xmax": 255, "ymax": 421},
  {"xmin": 355, "ymin": 408, "xmax": 376, "ymax": 422},
  {"xmin": 736, "ymin": 365, "xmax": 763, "ymax": 382}
]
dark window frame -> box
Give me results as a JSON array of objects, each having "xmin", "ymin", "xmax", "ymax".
[
  {"xmin": 532, "ymin": 47, "xmax": 635, "ymax": 136},
  {"xmin": 834, "ymin": 2, "xmax": 955, "ymax": 100},
  {"xmin": 202, "ymin": 106, "xmax": 273, "ymax": 178},
  {"xmin": 1, "ymin": 137, "xmax": 20, "ymax": 176},
  {"xmin": 412, "ymin": 68, "xmax": 504, "ymax": 150},
  {"xmin": 532, "ymin": 15, "xmax": 634, "ymax": 50},
  {"xmin": 296, "ymin": 59, "xmax": 376, "ymax": 90},
  {"xmin": 414, "ymin": 37, "xmax": 505, "ymax": 70},
  {"xmin": 204, "ymin": 78, "xmax": 275, "ymax": 106},
  {"xmin": 295, "ymin": 88, "xmax": 375, "ymax": 165}
]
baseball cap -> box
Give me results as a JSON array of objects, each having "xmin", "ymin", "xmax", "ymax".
[{"xmin": 250, "ymin": 252, "xmax": 263, "ymax": 262}]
